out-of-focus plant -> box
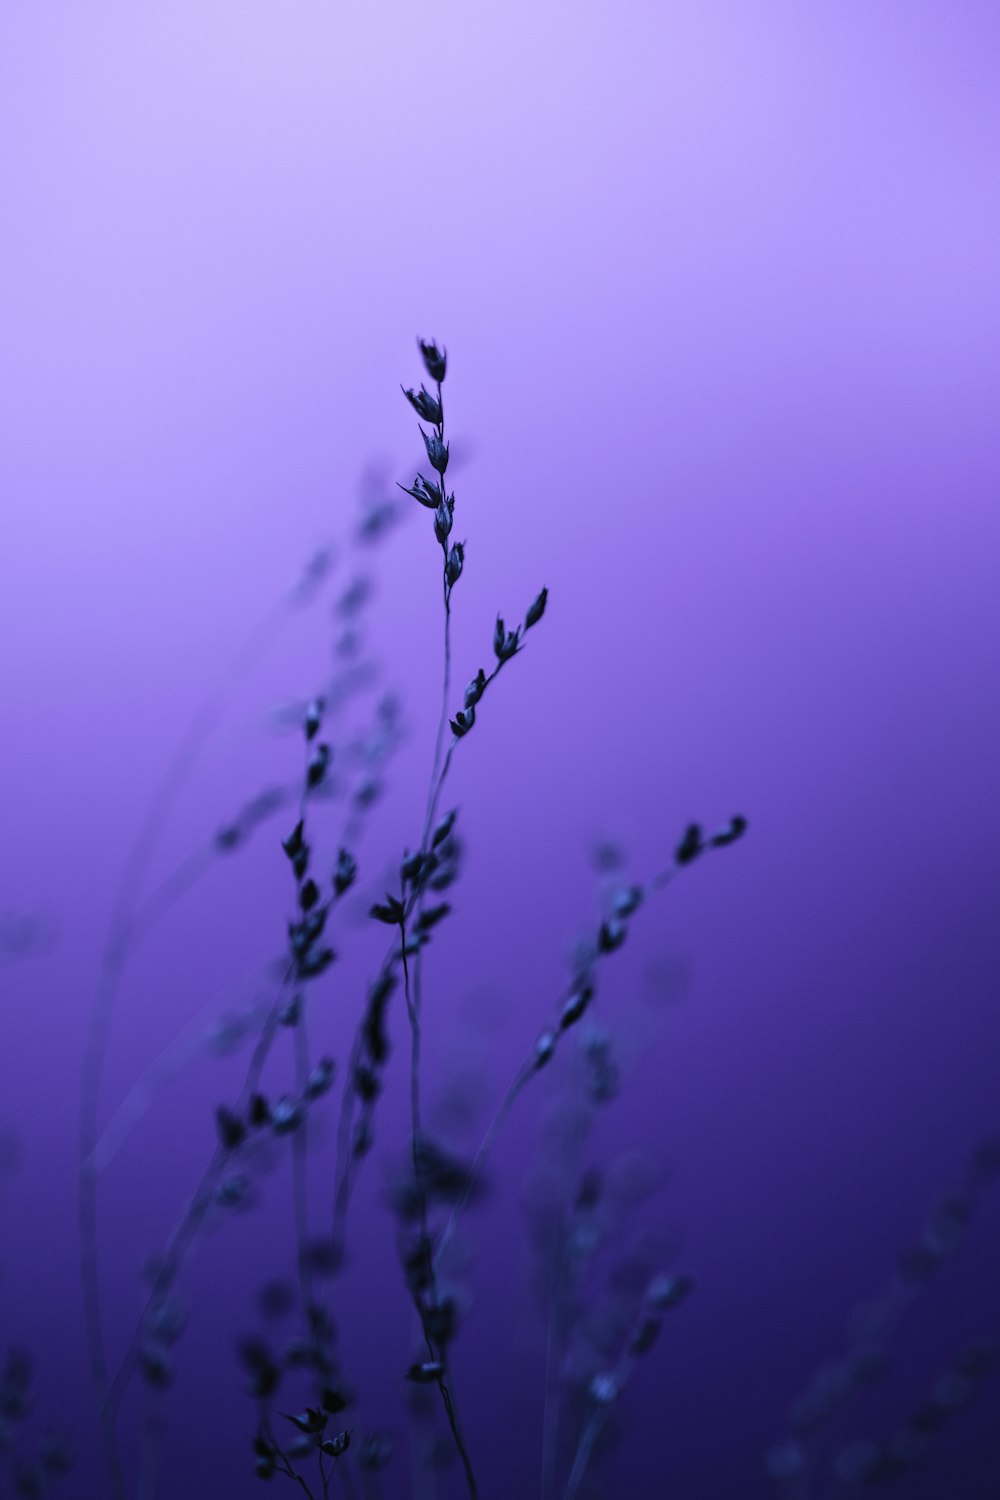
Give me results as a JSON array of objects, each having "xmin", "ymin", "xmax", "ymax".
[{"xmin": 766, "ymin": 1138, "xmax": 1000, "ymax": 1499}]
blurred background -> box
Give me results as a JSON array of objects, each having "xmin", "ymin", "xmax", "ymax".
[{"xmin": 1, "ymin": 2, "xmax": 998, "ymax": 1495}]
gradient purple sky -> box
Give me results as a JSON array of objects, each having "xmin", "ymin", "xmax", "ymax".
[{"xmin": 2, "ymin": 4, "xmax": 999, "ymax": 1496}]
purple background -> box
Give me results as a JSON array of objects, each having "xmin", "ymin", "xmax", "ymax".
[{"xmin": 2, "ymin": 3, "xmax": 999, "ymax": 1495}]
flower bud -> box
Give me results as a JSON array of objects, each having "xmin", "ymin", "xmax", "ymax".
[
  {"xmin": 333, "ymin": 848, "xmax": 357, "ymax": 896},
  {"xmin": 420, "ymin": 427, "xmax": 449, "ymax": 475},
  {"xmin": 434, "ymin": 500, "xmax": 453, "ymax": 544},
  {"xmin": 215, "ymin": 1106, "xmax": 247, "ymax": 1152},
  {"xmin": 305, "ymin": 1058, "xmax": 335, "ymax": 1100},
  {"xmin": 303, "ymin": 698, "xmax": 324, "ymax": 740},
  {"xmin": 612, "ymin": 885, "xmax": 644, "ymax": 918},
  {"xmin": 418, "ymin": 339, "xmax": 447, "ymax": 383},
  {"xmin": 446, "ymin": 542, "xmax": 465, "ymax": 587},
  {"xmin": 401, "ymin": 384, "xmax": 443, "ymax": 424},
  {"xmin": 398, "ymin": 474, "xmax": 442, "ymax": 509},
  {"xmin": 710, "ymin": 815, "xmax": 748, "ymax": 847},
  {"xmin": 559, "ymin": 984, "xmax": 593, "ymax": 1030},
  {"xmin": 525, "ymin": 586, "xmax": 548, "ymax": 629},
  {"xmin": 271, "ymin": 1097, "xmax": 304, "ymax": 1135},
  {"xmin": 674, "ymin": 823, "xmax": 703, "ymax": 866},
  {"xmin": 464, "ymin": 669, "xmax": 486, "ymax": 707},
  {"xmin": 432, "ymin": 810, "xmax": 457, "ymax": 847},
  {"xmin": 597, "ymin": 918, "xmax": 627, "ymax": 953},
  {"xmin": 493, "ymin": 615, "xmax": 520, "ymax": 662},
  {"xmin": 307, "ymin": 743, "xmax": 331, "ymax": 790},
  {"xmin": 534, "ymin": 1031, "xmax": 556, "ymax": 1069},
  {"xmin": 280, "ymin": 994, "xmax": 302, "ymax": 1027}
]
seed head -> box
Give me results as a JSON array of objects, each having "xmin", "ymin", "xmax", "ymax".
[
  {"xmin": 432, "ymin": 809, "xmax": 457, "ymax": 847},
  {"xmin": 215, "ymin": 1106, "xmax": 247, "ymax": 1153},
  {"xmin": 333, "ymin": 848, "xmax": 357, "ymax": 896},
  {"xmin": 464, "ymin": 669, "xmax": 486, "ymax": 708},
  {"xmin": 271, "ymin": 1097, "xmax": 304, "ymax": 1135},
  {"xmin": 445, "ymin": 541, "xmax": 465, "ymax": 587},
  {"xmin": 612, "ymin": 885, "xmax": 644, "ymax": 918},
  {"xmin": 303, "ymin": 699, "xmax": 324, "ymax": 741},
  {"xmin": 434, "ymin": 499, "xmax": 453, "ymax": 544},
  {"xmin": 525, "ymin": 586, "xmax": 548, "ymax": 629},
  {"xmin": 710, "ymin": 814, "xmax": 748, "ymax": 847},
  {"xmin": 420, "ymin": 427, "xmax": 450, "ymax": 475},
  {"xmin": 534, "ymin": 1031, "xmax": 556, "ymax": 1069},
  {"xmin": 597, "ymin": 918, "xmax": 627, "ymax": 954},
  {"xmin": 305, "ymin": 1058, "xmax": 335, "ymax": 1100},
  {"xmin": 493, "ymin": 615, "xmax": 520, "ymax": 663},
  {"xmin": 307, "ymin": 743, "xmax": 331, "ymax": 790},
  {"xmin": 418, "ymin": 339, "xmax": 447, "ymax": 383},
  {"xmin": 675, "ymin": 823, "xmax": 703, "ymax": 866},
  {"xmin": 399, "ymin": 474, "xmax": 443, "ymax": 510},
  {"xmin": 402, "ymin": 383, "xmax": 443, "ymax": 424},
  {"xmin": 559, "ymin": 984, "xmax": 593, "ymax": 1031}
]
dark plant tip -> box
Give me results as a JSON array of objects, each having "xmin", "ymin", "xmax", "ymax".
[
  {"xmin": 710, "ymin": 814, "xmax": 748, "ymax": 848},
  {"xmin": 215, "ymin": 1106, "xmax": 247, "ymax": 1153},
  {"xmin": 675, "ymin": 823, "xmax": 704, "ymax": 866},
  {"xmin": 525, "ymin": 586, "xmax": 548, "ymax": 629},
  {"xmin": 432, "ymin": 809, "xmax": 457, "ymax": 848},
  {"xmin": 306, "ymin": 743, "xmax": 332, "ymax": 791},
  {"xmin": 445, "ymin": 540, "xmax": 465, "ymax": 587},
  {"xmin": 534, "ymin": 1030, "xmax": 557, "ymax": 1068},
  {"xmin": 420, "ymin": 426, "xmax": 450, "ymax": 475},
  {"xmin": 418, "ymin": 338, "xmax": 447, "ymax": 383},
  {"xmin": 598, "ymin": 918, "xmax": 627, "ymax": 954},
  {"xmin": 282, "ymin": 820, "xmax": 306, "ymax": 860},
  {"xmin": 370, "ymin": 895, "xmax": 405, "ymax": 926},
  {"xmin": 451, "ymin": 705, "xmax": 475, "ymax": 738}
]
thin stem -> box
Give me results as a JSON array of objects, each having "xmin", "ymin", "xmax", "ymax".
[
  {"xmin": 292, "ymin": 1004, "xmax": 314, "ymax": 1317},
  {"xmin": 433, "ymin": 1065, "xmax": 533, "ymax": 1273},
  {"xmin": 92, "ymin": 958, "xmax": 277, "ymax": 1175},
  {"xmin": 107, "ymin": 974, "xmax": 294, "ymax": 1412},
  {"xmin": 543, "ymin": 1087, "xmax": 595, "ymax": 1500},
  {"xmin": 563, "ymin": 1409, "xmax": 605, "ymax": 1500},
  {"xmin": 136, "ymin": 1387, "xmax": 166, "ymax": 1500},
  {"xmin": 401, "ymin": 921, "xmax": 479, "ymax": 1499},
  {"xmin": 563, "ymin": 1291, "xmax": 653, "ymax": 1500}
]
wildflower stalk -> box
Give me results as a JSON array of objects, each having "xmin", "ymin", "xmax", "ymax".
[
  {"xmin": 541, "ymin": 1100, "xmax": 592, "ymax": 1500},
  {"xmin": 396, "ymin": 340, "xmax": 482, "ymax": 1498},
  {"xmin": 330, "ymin": 630, "xmax": 534, "ymax": 1251},
  {"xmin": 398, "ymin": 905, "xmax": 481, "ymax": 1500}
]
